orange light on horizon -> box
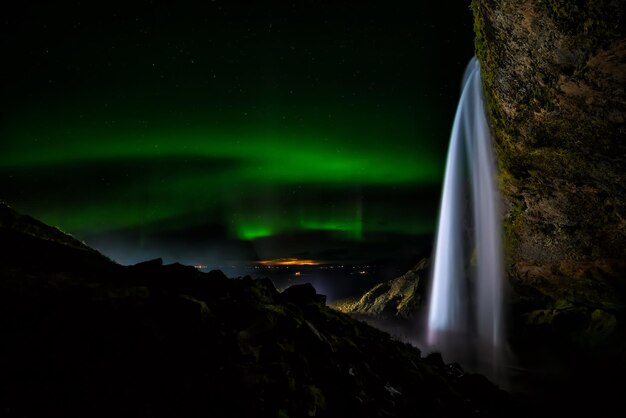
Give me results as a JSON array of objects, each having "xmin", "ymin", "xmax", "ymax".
[{"xmin": 256, "ymin": 257, "xmax": 321, "ymax": 266}]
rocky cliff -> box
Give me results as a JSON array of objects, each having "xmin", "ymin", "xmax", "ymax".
[
  {"xmin": 333, "ymin": 259, "xmax": 428, "ymax": 320},
  {"xmin": 472, "ymin": 0, "xmax": 626, "ymax": 354}
]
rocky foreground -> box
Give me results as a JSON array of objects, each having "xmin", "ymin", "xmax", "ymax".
[
  {"xmin": 0, "ymin": 203, "xmax": 513, "ymax": 418},
  {"xmin": 338, "ymin": 258, "xmax": 626, "ymax": 417}
]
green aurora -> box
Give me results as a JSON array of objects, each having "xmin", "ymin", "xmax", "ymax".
[
  {"xmin": 0, "ymin": 105, "xmax": 441, "ymax": 240},
  {"xmin": 1, "ymin": 2, "xmax": 474, "ymax": 262}
]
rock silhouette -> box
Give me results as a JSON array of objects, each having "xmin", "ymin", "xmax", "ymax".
[{"xmin": 0, "ymin": 203, "xmax": 511, "ymax": 417}]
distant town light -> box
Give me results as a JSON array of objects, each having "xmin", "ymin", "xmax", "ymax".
[{"xmin": 255, "ymin": 257, "xmax": 321, "ymax": 266}]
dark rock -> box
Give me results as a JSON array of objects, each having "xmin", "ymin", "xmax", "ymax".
[
  {"xmin": 281, "ymin": 283, "xmax": 326, "ymax": 306},
  {"xmin": 446, "ymin": 362, "xmax": 465, "ymax": 378},
  {"xmin": 0, "ymin": 204, "xmax": 116, "ymax": 277},
  {"xmin": 132, "ymin": 258, "xmax": 163, "ymax": 269},
  {"xmin": 425, "ymin": 352, "xmax": 446, "ymax": 369},
  {"xmin": 0, "ymin": 201, "xmax": 98, "ymax": 253},
  {"xmin": 0, "ymin": 206, "xmax": 515, "ymax": 418}
]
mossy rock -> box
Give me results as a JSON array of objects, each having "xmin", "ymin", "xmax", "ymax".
[{"xmin": 472, "ymin": 0, "xmax": 626, "ymax": 320}]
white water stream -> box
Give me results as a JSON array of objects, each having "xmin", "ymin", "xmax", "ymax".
[{"xmin": 426, "ymin": 57, "xmax": 505, "ymax": 382}]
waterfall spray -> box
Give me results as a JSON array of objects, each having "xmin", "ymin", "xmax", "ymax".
[{"xmin": 425, "ymin": 57, "xmax": 505, "ymax": 381}]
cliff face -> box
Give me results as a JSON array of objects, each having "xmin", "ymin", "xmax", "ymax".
[{"xmin": 472, "ymin": 0, "xmax": 625, "ymax": 327}]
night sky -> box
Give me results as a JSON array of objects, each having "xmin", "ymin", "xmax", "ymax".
[{"xmin": 1, "ymin": 1, "xmax": 474, "ymax": 268}]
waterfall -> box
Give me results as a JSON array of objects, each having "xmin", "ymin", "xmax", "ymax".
[{"xmin": 425, "ymin": 57, "xmax": 505, "ymax": 382}]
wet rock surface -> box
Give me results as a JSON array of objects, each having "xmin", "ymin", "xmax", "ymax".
[
  {"xmin": 472, "ymin": 0, "xmax": 626, "ymax": 415},
  {"xmin": 473, "ymin": 0, "xmax": 625, "ymax": 307},
  {"xmin": 472, "ymin": 0, "xmax": 626, "ymax": 357}
]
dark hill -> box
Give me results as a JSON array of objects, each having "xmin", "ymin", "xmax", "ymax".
[{"xmin": 0, "ymin": 204, "xmax": 512, "ymax": 417}]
